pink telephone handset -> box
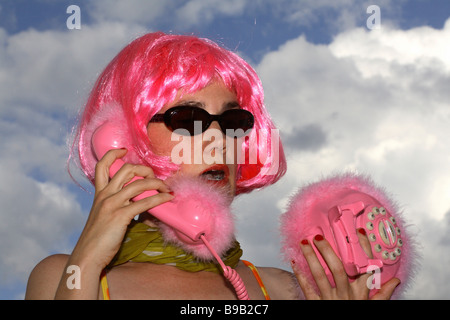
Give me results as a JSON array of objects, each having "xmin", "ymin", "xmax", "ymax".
[{"xmin": 91, "ymin": 122, "xmax": 211, "ymax": 245}]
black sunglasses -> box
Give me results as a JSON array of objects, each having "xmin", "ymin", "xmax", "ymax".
[{"xmin": 149, "ymin": 106, "xmax": 254, "ymax": 137}]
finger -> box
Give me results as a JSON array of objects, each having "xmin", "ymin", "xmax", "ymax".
[
  {"xmin": 349, "ymin": 272, "xmax": 372, "ymax": 300},
  {"xmin": 313, "ymin": 235, "xmax": 350, "ymax": 297},
  {"xmin": 94, "ymin": 149, "xmax": 127, "ymax": 194},
  {"xmin": 291, "ymin": 260, "xmax": 321, "ymax": 300},
  {"xmin": 354, "ymin": 228, "xmax": 373, "ymax": 298},
  {"xmin": 357, "ymin": 228, "xmax": 373, "ymax": 259},
  {"xmin": 117, "ymin": 178, "xmax": 172, "ymax": 205},
  {"xmin": 299, "ymin": 238, "xmax": 333, "ymax": 297},
  {"xmin": 118, "ymin": 191, "xmax": 174, "ymax": 222},
  {"xmin": 371, "ymin": 278, "xmax": 401, "ymax": 300},
  {"xmin": 107, "ymin": 163, "xmax": 156, "ymax": 192}
]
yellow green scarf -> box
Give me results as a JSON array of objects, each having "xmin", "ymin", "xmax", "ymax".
[{"xmin": 109, "ymin": 221, "xmax": 242, "ymax": 273}]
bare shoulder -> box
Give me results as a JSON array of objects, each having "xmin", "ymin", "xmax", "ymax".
[
  {"xmin": 256, "ymin": 266, "xmax": 301, "ymax": 300},
  {"xmin": 25, "ymin": 254, "xmax": 69, "ymax": 300}
]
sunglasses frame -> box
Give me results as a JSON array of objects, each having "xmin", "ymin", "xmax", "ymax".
[{"xmin": 149, "ymin": 106, "xmax": 254, "ymax": 137}]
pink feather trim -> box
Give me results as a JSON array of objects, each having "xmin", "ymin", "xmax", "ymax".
[{"xmin": 159, "ymin": 176, "xmax": 236, "ymax": 261}]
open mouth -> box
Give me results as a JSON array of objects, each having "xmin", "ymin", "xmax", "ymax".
[{"xmin": 200, "ymin": 165, "xmax": 230, "ymax": 183}]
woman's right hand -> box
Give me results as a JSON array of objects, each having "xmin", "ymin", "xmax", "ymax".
[
  {"xmin": 74, "ymin": 148, "xmax": 174, "ymax": 270},
  {"xmin": 55, "ymin": 149, "xmax": 173, "ymax": 299}
]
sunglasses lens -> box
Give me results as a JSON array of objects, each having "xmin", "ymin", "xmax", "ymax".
[
  {"xmin": 167, "ymin": 107, "xmax": 210, "ymax": 135},
  {"xmin": 220, "ymin": 109, "xmax": 254, "ymax": 137}
]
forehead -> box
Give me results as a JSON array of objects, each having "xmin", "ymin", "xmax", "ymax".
[{"xmin": 161, "ymin": 81, "xmax": 238, "ymax": 112}]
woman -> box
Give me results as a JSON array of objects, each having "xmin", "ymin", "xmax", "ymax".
[{"xmin": 25, "ymin": 32, "xmax": 400, "ymax": 300}]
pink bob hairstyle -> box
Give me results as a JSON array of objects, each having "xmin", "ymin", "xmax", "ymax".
[{"xmin": 72, "ymin": 32, "xmax": 286, "ymax": 195}]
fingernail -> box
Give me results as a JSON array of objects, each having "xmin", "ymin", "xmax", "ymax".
[
  {"xmin": 358, "ymin": 228, "xmax": 367, "ymax": 236},
  {"xmin": 169, "ymin": 191, "xmax": 175, "ymax": 196},
  {"xmin": 314, "ymin": 234, "xmax": 324, "ymax": 242},
  {"xmin": 290, "ymin": 260, "xmax": 297, "ymax": 271},
  {"xmin": 300, "ymin": 239, "xmax": 309, "ymax": 245}
]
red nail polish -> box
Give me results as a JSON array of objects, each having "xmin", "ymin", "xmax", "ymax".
[
  {"xmin": 301, "ymin": 239, "xmax": 309, "ymax": 245},
  {"xmin": 314, "ymin": 234, "xmax": 324, "ymax": 241},
  {"xmin": 358, "ymin": 228, "xmax": 366, "ymax": 236},
  {"xmin": 169, "ymin": 191, "xmax": 175, "ymax": 196}
]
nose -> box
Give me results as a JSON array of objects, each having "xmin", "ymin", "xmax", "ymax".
[
  {"xmin": 202, "ymin": 122, "xmax": 227, "ymax": 164},
  {"xmin": 207, "ymin": 119, "xmax": 222, "ymax": 133}
]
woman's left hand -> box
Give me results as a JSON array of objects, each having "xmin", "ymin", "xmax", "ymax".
[{"xmin": 292, "ymin": 231, "xmax": 401, "ymax": 300}]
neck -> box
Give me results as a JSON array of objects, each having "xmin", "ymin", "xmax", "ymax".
[{"xmin": 137, "ymin": 212, "xmax": 159, "ymax": 227}]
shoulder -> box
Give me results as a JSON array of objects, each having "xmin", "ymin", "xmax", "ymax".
[
  {"xmin": 25, "ymin": 254, "xmax": 69, "ymax": 300},
  {"xmin": 256, "ymin": 266, "xmax": 302, "ymax": 300}
]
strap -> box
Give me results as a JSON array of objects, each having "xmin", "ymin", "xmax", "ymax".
[
  {"xmin": 100, "ymin": 269, "xmax": 110, "ymax": 300},
  {"xmin": 242, "ymin": 260, "xmax": 271, "ymax": 300}
]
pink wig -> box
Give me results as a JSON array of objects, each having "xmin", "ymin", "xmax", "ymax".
[{"xmin": 71, "ymin": 32, "xmax": 286, "ymax": 194}]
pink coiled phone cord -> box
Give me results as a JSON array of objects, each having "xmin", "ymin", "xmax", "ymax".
[{"xmin": 200, "ymin": 235, "xmax": 250, "ymax": 300}]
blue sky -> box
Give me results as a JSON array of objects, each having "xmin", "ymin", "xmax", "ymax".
[{"xmin": 0, "ymin": 0, "xmax": 449, "ymax": 299}]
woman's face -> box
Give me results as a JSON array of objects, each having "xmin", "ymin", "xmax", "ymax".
[{"xmin": 147, "ymin": 81, "xmax": 241, "ymax": 197}]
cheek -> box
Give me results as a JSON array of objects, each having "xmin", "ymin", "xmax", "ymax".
[
  {"xmin": 147, "ymin": 124, "xmax": 177, "ymax": 156},
  {"xmin": 148, "ymin": 125, "xmax": 199, "ymax": 165}
]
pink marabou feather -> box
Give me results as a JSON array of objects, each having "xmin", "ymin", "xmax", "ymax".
[
  {"xmin": 280, "ymin": 172, "xmax": 420, "ymax": 299},
  {"xmin": 159, "ymin": 176, "xmax": 236, "ymax": 261}
]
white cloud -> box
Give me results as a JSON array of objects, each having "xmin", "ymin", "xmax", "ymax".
[
  {"xmin": 0, "ymin": 165, "xmax": 84, "ymax": 285},
  {"xmin": 0, "ymin": 22, "xmax": 147, "ymax": 110},
  {"xmin": 330, "ymin": 20, "xmax": 450, "ymax": 76},
  {"xmin": 87, "ymin": 0, "xmax": 176, "ymax": 25},
  {"xmin": 174, "ymin": 0, "xmax": 248, "ymax": 27},
  {"xmin": 87, "ymin": 0, "xmax": 249, "ymax": 29},
  {"xmin": 405, "ymin": 212, "xmax": 450, "ymax": 299},
  {"xmin": 259, "ymin": 0, "xmax": 405, "ymax": 32}
]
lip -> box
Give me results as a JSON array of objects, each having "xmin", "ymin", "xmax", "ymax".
[{"xmin": 199, "ymin": 164, "xmax": 230, "ymax": 186}]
